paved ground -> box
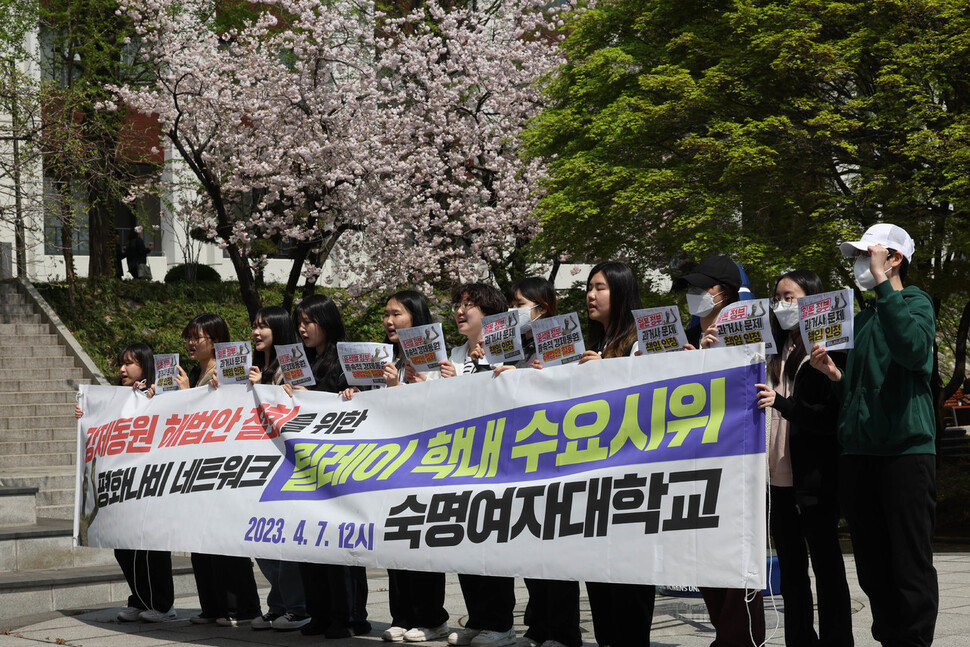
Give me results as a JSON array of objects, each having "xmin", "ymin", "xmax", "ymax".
[{"xmin": 3, "ymin": 552, "xmax": 970, "ymax": 646}]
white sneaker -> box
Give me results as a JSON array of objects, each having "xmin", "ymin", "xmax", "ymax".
[
  {"xmin": 139, "ymin": 608, "xmax": 177, "ymax": 622},
  {"xmin": 383, "ymin": 626, "xmax": 407, "ymax": 642},
  {"xmin": 471, "ymin": 629, "xmax": 516, "ymax": 647},
  {"xmin": 117, "ymin": 606, "xmax": 142, "ymax": 622},
  {"xmin": 271, "ymin": 612, "xmax": 311, "ymax": 630},
  {"xmin": 251, "ymin": 612, "xmax": 281, "ymax": 630},
  {"xmin": 512, "ymin": 639, "xmax": 538, "ymax": 647},
  {"xmin": 405, "ymin": 623, "xmax": 450, "ymax": 641},
  {"xmin": 448, "ymin": 627, "xmax": 481, "ymax": 645}
]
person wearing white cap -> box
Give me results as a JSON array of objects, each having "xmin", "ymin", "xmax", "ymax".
[{"xmin": 811, "ymin": 223, "xmax": 938, "ymax": 646}]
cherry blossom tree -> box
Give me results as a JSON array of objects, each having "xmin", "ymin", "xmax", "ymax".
[{"xmin": 112, "ymin": 0, "xmax": 568, "ymax": 316}]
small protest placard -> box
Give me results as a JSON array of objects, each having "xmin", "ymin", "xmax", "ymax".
[
  {"xmin": 798, "ymin": 288, "xmax": 854, "ymax": 352},
  {"xmin": 153, "ymin": 354, "xmax": 180, "ymax": 393},
  {"xmin": 532, "ymin": 312, "xmax": 585, "ymax": 366},
  {"xmin": 276, "ymin": 343, "xmax": 316, "ymax": 388},
  {"xmin": 396, "ymin": 323, "xmax": 448, "ymax": 372},
  {"xmin": 481, "ymin": 309, "xmax": 528, "ymax": 364},
  {"xmin": 214, "ymin": 341, "xmax": 253, "ymax": 385},
  {"xmin": 633, "ymin": 306, "xmax": 688, "ymax": 354},
  {"xmin": 709, "ymin": 299, "xmax": 777, "ymax": 354},
  {"xmin": 337, "ymin": 342, "xmax": 394, "ymax": 387}
]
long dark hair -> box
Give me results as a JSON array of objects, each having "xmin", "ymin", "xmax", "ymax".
[
  {"xmin": 587, "ymin": 261, "xmax": 642, "ymax": 358},
  {"xmin": 385, "ymin": 290, "xmax": 433, "ymax": 369},
  {"xmin": 118, "ymin": 342, "xmax": 155, "ymax": 386},
  {"xmin": 253, "ymin": 306, "xmax": 298, "ymax": 383},
  {"xmin": 767, "ymin": 269, "xmax": 824, "ymax": 385},
  {"xmin": 294, "ymin": 294, "xmax": 347, "ymax": 389},
  {"xmin": 509, "ymin": 277, "xmax": 557, "ymax": 318}
]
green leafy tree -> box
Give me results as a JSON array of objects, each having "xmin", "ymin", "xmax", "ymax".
[{"xmin": 527, "ymin": 0, "xmax": 970, "ymax": 410}]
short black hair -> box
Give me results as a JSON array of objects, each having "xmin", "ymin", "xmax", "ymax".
[{"xmin": 452, "ymin": 282, "xmax": 506, "ymax": 316}]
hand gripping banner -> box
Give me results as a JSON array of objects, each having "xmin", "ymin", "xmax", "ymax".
[{"xmin": 75, "ymin": 345, "xmax": 767, "ymax": 589}]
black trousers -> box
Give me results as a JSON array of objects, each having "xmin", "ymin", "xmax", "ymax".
[
  {"xmin": 388, "ymin": 569, "xmax": 448, "ymax": 628},
  {"xmin": 769, "ymin": 485, "xmax": 853, "ymax": 646},
  {"xmin": 191, "ymin": 553, "xmax": 261, "ymax": 618},
  {"xmin": 116, "ymin": 549, "xmax": 174, "ymax": 612},
  {"xmin": 457, "ymin": 573, "xmax": 515, "ymax": 631},
  {"xmin": 841, "ymin": 454, "xmax": 938, "ymax": 647},
  {"xmin": 300, "ymin": 562, "xmax": 350, "ymax": 631},
  {"xmin": 586, "ymin": 581, "xmax": 655, "ymax": 647},
  {"xmin": 523, "ymin": 578, "xmax": 581, "ymax": 647},
  {"xmin": 699, "ymin": 587, "xmax": 765, "ymax": 647}
]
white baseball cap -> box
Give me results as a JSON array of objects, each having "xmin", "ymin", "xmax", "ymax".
[{"xmin": 839, "ymin": 223, "xmax": 915, "ymax": 262}]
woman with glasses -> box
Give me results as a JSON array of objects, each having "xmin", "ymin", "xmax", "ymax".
[
  {"xmin": 755, "ymin": 272, "xmax": 853, "ymax": 646},
  {"xmin": 178, "ymin": 314, "xmax": 263, "ymax": 627},
  {"xmin": 439, "ymin": 283, "xmax": 518, "ymax": 647}
]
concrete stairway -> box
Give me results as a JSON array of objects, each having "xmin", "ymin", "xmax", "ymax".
[{"xmin": 0, "ymin": 279, "xmax": 193, "ymax": 616}]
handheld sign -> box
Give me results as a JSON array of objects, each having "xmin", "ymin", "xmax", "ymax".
[
  {"xmin": 532, "ymin": 312, "xmax": 585, "ymax": 366},
  {"xmin": 276, "ymin": 343, "xmax": 316, "ymax": 388},
  {"xmin": 153, "ymin": 354, "xmax": 180, "ymax": 393},
  {"xmin": 482, "ymin": 309, "xmax": 528, "ymax": 364},
  {"xmin": 633, "ymin": 306, "xmax": 688, "ymax": 354},
  {"xmin": 798, "ymin": 288, "xmax": 854, "ymax": 351},
  {"xmin": 214, "ymin": 341, "xmax": 253, "ymax": 385},
  {"xmin": 338, "ymin": 342, "xmax": 394, "ymax": 387},
  {"xmin": 709, "ymin": 299, "xmax": 777, "ymax": 354},
  {"xmin": 396, "ymin": 323, "xmax": 447, "ymax": 372}
]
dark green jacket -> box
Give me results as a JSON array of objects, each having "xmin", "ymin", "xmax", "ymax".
[{"xmin": 837, "ymin": 281, "xmax": 936, "ymax": 456}]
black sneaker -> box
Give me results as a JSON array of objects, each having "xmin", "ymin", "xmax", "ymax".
[{"xmin": 251, "ymin": 612, "xmax": 281, "ymax": 630}]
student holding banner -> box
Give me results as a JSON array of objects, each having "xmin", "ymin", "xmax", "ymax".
[
  {"xmin": 573, "ymin": 261, "xmax": 657, "ymax": 647},
  {"xmin": 356, "ymin": 290, "xmax": 453, "ymax": 643},
  {"xmin": 288, "ymin": 295, "xmax": 371, "ymax": 637},
  {"xmin": 247, "ymin": 307, "xmax": 312, "ymax": 632},
  {"xmin": 495, "ymin": 277, "xmax": 583, "ymax": 647},
  {"xmin": 755, "ymin": 271, "xmax": 853, "ymax": 646},
  {"xmin": 677, "ymin": 255, "xmax": 766, "ymax": 647},
  {"xmin": 811, "ymin": 224, "xmax": 938, "ymax": 646},
  {"xmin": 76, "ymin": 343, "xmax": 176, "ymax": 623},
  {"xmin": 440, "ymin": 283, "xmax": 518, "ymax": 647},
  {"xmin": 177, "ymin": 314, "xmax": 264, "ymax": 627}
]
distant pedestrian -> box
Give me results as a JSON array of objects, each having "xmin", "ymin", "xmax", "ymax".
[{"xmin": 125, "ymin": 225, "xmax": 151, "ymax": 279}]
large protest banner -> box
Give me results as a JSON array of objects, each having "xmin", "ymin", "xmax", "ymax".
[{"xmin": 74, "ymin": 346, "xmax": 767, "ymax": 589}]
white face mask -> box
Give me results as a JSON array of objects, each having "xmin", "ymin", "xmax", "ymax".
[
  {"xmin": 853, "ymin": 255, "xmax": 891, "ymax": 291},
  {"xmin": 687, "ymin": 288, "xmax": 721, "ymax": 317},
  {"xmin": 507, "ymin": 307, "xmax": 534, "ymax": 334},
  {"xmin": 772, "ymin": 301, "xmax": 800, "ymax": 330}
]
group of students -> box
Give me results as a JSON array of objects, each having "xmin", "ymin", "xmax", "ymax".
[{"xmin": 77, "ymin": 222, "xmax": 938, "ymax": 647}]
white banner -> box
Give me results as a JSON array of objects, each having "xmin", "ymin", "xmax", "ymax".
[
  {"xmin": 798, "ymin": 288, "xmax": 854, "ymax": 352},
  {"xmin": 337, "ymin": 342, "xmax": 393, "ymax": 387},
  {"xmin": 710, "ymin": 299, "xmax": 777, "ymax": 354},
  {"xmin": 75, "ymin": 346, "xmax": 767, "ymax": 588},
  {"xmin": 633, "ymin": 306, "xmax": 688, "ymax": 354}
]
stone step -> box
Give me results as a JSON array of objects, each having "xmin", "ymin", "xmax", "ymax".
[
  {"xmin": 0, "ymin": 518, "xmax": 115, "ymax": 571},
  {"xmin": 0, "ymin": 342, "xmax": 74, "ymax": 357},
  {"xmin": 0, "ymin": 332, "xmax": 63, "ymax": 346},
  {"xmin": 0, "ymin": 313, "xmax": 42, "ymax": 324},
  {"xmin": 0, "ymin": 416, "xmax": 78, "ymax": 435},
  {"xmin": 0, "ymin": 439, "xmax": 77, "ymax": 458},
  {"xmin": 0, "ymin": 556, "xmax": 197, "ymax": 618},
  {"xmin": 0, "ymin": 469, "xmax": 78, "ymax": 520},
  {"xmin": 0, "ymin": 302, "xmax": 36, "ymax": 315},
  {"xmin": 0, "ymin": 367, "xmax": 87, "ymax": 382},
  {"xmin": 0, "ymin": 487, "xmax": 38, "ymax": 526},
  {"xmin": 36, "ymin": 502, "xmax": 76, "ymax": 520},
  {"xmin": 0, "ymin": 403, "xmax": 79, "ymax": 420},
  {"xmin": 0, "ymin": 355, "xmax": 78, "ymax": 370},
  {"xmin": 0, "ymin": 390, "xmax": 79, "ymax": 405},
  {"xmin": 0, "ymin": 377, "xmax": 90, "ymax": 393},
  {"xmin": 0, "ymin": 322, "xmax": 48, "ymax": 335},
  {"xmin": 0, "ymin": 452, "xmax": 76, "ymax": 469}
]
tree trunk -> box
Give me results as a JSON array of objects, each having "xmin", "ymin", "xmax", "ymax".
[{"xmin": 87, "ymin": 181, "xmax": 115, "ymax": 278}]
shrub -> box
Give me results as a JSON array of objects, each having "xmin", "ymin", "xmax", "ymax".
[{"xmin": 164, "ymin": 263, "xmax": 222, "ymax": 283}]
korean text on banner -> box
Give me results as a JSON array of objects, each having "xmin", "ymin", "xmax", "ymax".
[
  {"xmin": 798, "ymin": 288, "xmax": 854, "ymax": 352},
  {"xmin": 214, "ymin": 342, "xmax": 253, "ymax": 385},
  {"xmin": 532, "ymin": 313, "xmax": 585, "ymax": 366},
  {"xmin": 709, "ymin": 299, "xmax": 777, "ymax": 354},
  {"xmin": 75, "ymin": 346, "xmax": 767, "ymax": 589},
  {"xmin": 337, "ymin": 342, "xmax": 394, "ymax": 387},
  {"xmin": 276, "ymin": 343, "xmax": 316, "ymax": 388},
  {"xmin": 633, "ymin": 307, "xmax": 688, "ymax": 354},
  {"xmin": 481, "ymin": 310, "xmax": 527, "ymax": 364},
  {"xmin": 154, "ymin": 354, "xmax": 180, "ymax": 394},
  {"xmin": 396, "ymin": 323, "xmax": 448, "ymax": 372}
]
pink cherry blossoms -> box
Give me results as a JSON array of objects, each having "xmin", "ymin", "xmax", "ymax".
[{"xmin": 112, "ymin": 0, "xmax": 569, "ymax": 309}]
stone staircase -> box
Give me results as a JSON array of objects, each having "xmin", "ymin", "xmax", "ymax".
[{"xmin": 0, "ymin": 279, "xmax": 192, "ymax": 618}]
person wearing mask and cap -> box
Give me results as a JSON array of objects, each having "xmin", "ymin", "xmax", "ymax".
[
  {"xmin": 810, "ymin": 223, "xmax": 937, "ymax": 647},
  {"xmin": 675, "ymin": 254, "xmax": 767, "ymax": 647}
]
